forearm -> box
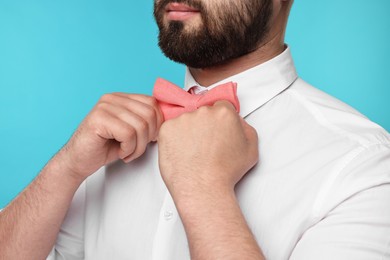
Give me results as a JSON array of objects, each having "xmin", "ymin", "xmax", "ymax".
[
  {"xmin": 0, "ymin": 152, "xmax": 85, "ymax": 260},
  {"xmin": 173, "ymin": 183, "xmax": 264, "ymax": 260}
]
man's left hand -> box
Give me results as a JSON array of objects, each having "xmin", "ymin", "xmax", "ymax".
[{"xmin": 157, "ymin": 100, "xmax": 259, "ymax": 197}]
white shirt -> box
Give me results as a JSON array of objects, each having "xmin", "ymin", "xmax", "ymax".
[{"xmin": 48, "ymin": 47, "xmax": 390, "ymax": 260}]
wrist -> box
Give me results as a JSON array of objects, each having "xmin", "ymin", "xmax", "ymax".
[
  {"xmin": 48, "ymin": 150, "xmax": 87, "ymax": 185},
  {"xmin": 171, "ymin": 180, "xmax": 236, "ymax": 216}
]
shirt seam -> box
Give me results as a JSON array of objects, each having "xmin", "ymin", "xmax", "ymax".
[
  {"xmin": 288, "ymin": 88, "xmax": 390, "ymax": 148},
  {"xmin": 310, "ymin": 143, "xmax": 390, "ymax": 219},
  {"xmin": 288, "ymin": 86, "xmax": 390, "ymax": 219}
]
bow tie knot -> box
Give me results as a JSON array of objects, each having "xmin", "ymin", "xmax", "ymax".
[
  {"xmin": 184, "ymin": 92, "xmax": 203, "ymax": 111},
  {"xmin": 153, "ymin": 78, "xmax": 240, "ymax": 121}
]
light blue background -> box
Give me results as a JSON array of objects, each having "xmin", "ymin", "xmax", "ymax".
[{"xmin": 0, "ymin": 1, "xmax": 389, "ymax": 208}]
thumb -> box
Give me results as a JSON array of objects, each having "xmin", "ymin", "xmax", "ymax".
[
  {"xmin": 239, "ymin": 118, "xmax": 257, "ymax": 140},
  {"xmin": 240, "ymin": 118, "xmax": 259, "ymax": 163},
  {"xmin": 213, "ymin": 100, "xmax": 236, "ymax": 111}
]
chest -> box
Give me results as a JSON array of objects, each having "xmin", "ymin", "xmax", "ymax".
[{"xmin": 82, "ymin": 133, "xmax": 340, "ymax": 260}]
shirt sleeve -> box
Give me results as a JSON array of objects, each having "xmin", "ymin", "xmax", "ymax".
[
  {"xmin": 47, "ymin": 181, "xmax": 86, "ymax": 260},
  {"xmin": 290, "ymin": 144, "xmax": 390, "ymax": 260}
]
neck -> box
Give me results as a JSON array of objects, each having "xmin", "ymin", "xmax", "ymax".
[{"xmin": 189, "ymin": 35, "xmax": 285, "ymax": 87}]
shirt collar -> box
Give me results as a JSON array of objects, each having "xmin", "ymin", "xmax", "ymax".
[{"xmin": 184, "ymin": 47, "xmax": 298, "ymax": 118}]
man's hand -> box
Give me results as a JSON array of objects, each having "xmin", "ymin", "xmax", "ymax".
[
  {"xmin": 59, "ymin": 93, "xmax": 163, "ymax": 180},
  {"xmin": 157, "ymin": 101, "xmax": 263, "ymax": 260},
  {"xmin": 0, "ymin": 92, "xmax": 163, "ymax": 260},
  {"xmin": 158, "ymin": 100, "xmax": 258, "ymax": 196}
]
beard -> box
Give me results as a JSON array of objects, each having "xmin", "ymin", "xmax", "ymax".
[{"xmin": 154, "ymin": 0, "xmax": 273, "ymax": 69}]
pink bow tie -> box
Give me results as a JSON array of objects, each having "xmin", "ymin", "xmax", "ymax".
[{"xmin": 153, "ymin": 78, "xmax": 240, "ymax": 121}]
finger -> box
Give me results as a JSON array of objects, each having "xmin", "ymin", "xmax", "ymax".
[
  {"xmin": 93, "ymin": 109, "xmax": 137, "ymax": 160},
  {"xmin": 112, "ymin": 93, "xmax": 164, "ymax": 132},
  {"xmin": 128, "ymin": 95, "xmax": 164, "ymax": 135},
  {"xmin": 104, "ymin": 94, "xmax": 162, "ymax": 141},
  {"xmin": 103, "ymin": 104, "xmax": 150, "ymax": 162}
]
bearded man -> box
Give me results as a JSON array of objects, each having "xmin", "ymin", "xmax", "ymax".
[{"xmin": 1, "ymin": 0, "xmax": 389, "ymax": 259}]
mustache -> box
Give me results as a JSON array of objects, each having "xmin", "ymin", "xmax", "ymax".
[{"xmin": 155, "ymin": 0, "xmax": 203, "ymax": 13}]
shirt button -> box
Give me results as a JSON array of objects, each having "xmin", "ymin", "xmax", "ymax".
[{"xmin": 164, "ymin": 210, "xmax": 173, "ymax": 221}]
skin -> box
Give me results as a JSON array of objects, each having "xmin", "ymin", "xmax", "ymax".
[
  {"xmin": 0, "ymin": 94, "xmax": 164, "ymax": 259},
  {"xmin": 189, "ymin": 0, "xmax": 293, "ymax": 86},
  {"xmin": 157, "ymin": 1, "xmax": 293, "ymax": 258},
  {"xmin": 0, "ymin": 0, "xmax": 293, "ymax": 259},
  {"xmin": 158, "ymin": 101, "xmax": 263, "ymax": 259}
]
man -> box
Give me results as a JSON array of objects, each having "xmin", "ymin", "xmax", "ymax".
[{"xmin": 1, "ymin": 0, "xmax": 389, "ymax": 259}]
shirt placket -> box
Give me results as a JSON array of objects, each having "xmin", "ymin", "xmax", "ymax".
[{"xmin": 152, "ymin": 190, "xmax": 178, "ymax": 260}]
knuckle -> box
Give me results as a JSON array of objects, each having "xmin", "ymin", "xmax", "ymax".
[
  {"xmin": 99, "ymin": 93, "xmax": 114, "ymax": 102},
  {"xmin": 124, "ymin": 126, "xmax": 136, "ymax": 140},
  {"xmin": 217, "ymin": 105, "xmax": 232, "ymax": 115},
  {"xmin": 95, "ymin": 101, "xmax": 109, "ymax": 111},
  {"xmin": 87, "ymin": 109, "xmax": 106, "ymax": 126},
  {"xmin": 148, "ymin": 97, "xmax": 159, "ymax": 108},
  {"xmin": 197, "ymin": 105, "xmax": 211, "ymax": 114},
  {"xmin": 138, "ymin": 118, "xmax": 149, "ymax": 132},
  {"xmin": 143, "ymin": 106, "xmax": 156, "ymax": 120}
]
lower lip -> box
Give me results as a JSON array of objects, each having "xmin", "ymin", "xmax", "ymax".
[{"xmin": 166, "ymin": 11, "xmax": 200, "ymax": 21}]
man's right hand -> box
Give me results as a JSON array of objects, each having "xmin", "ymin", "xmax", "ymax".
[
  {"xmin": 0, "ymin": 93, "xmax": 163, "ymax": 260},
  {"xmin": 58, "ymin": 93, "xmax": 163, "ymax": 180}
]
